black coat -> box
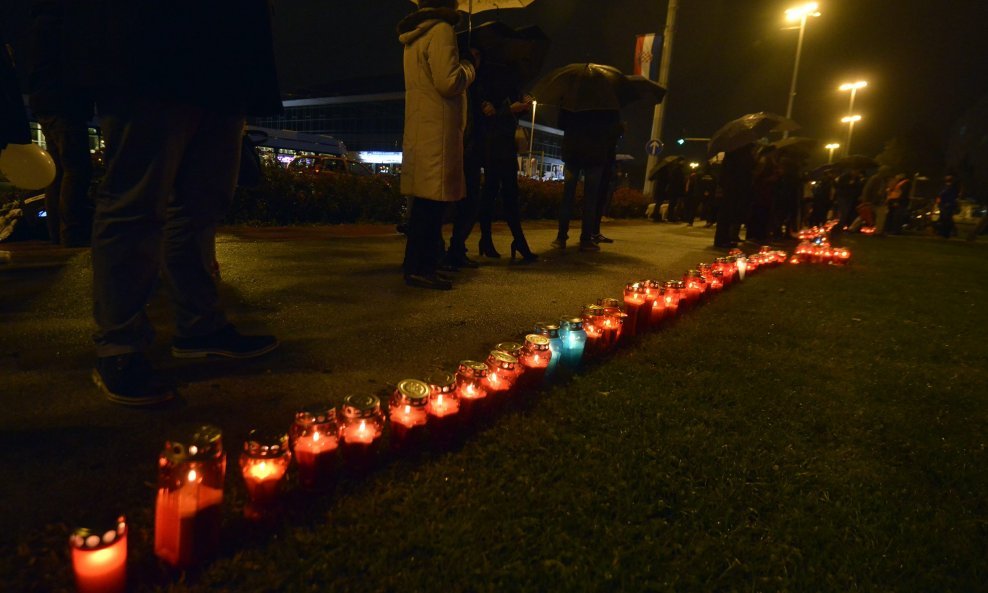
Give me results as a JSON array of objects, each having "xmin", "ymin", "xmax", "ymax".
[
  {"xmin": 1, "ymin": 34, "xmax": 30, "ymax": 149},
  {"xmin": 59, "ymin": 0, "xmax": 282, "ymax": 116},
  {"xmin": 475, "ymin": 63, "xmax": 523, "ymax": 162},
  {"xmin": 27, "ymin": 0, "xmax": 94, "ymax": 119},
  {"xmin": 558, "ymin": 109, "xmax": 621, "ymax": 167}
]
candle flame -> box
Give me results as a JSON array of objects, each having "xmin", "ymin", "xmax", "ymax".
[
  {"xmin": 187, "ymin": 469, "xmax": 197, "ymax": 482},
  {"xmin": 490, "ymin": 372, "xmax": 499, "ymax": 384},
  {"xmin": 312, "ymin": 431, "xmax": 321, "ymax": 442},
  {"xmin": 437, "ymin": 393, "xmax": 444, "ymax": 407},
  {"xmin": 404, "ymin": 404, "xmax": 411, "ymax": 415},
  {"xmin": 358, "ymin": 419, "xmax": 367, "ymax": 434}
]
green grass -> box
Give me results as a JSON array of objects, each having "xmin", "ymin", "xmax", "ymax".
[{"xmin": 6, "ymin": 234, "xmax": 988, "ymax": 592}]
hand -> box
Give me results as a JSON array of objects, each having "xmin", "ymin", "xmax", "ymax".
[
  {"xmin": 481, "ymin": 101, "xmax": 496, "ymax": 117},
  {"xmin": 510, "ymin": 97, "xmax": 533, "ymax": 114}
]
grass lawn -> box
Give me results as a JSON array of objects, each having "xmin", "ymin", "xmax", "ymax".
[{"xmin": 5, "ymin": 232, "xmax": 987, "ymax": 592}]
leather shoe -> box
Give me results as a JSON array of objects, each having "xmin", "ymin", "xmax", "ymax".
[
  {"xmin": 404, "ymin": 273, "xmax": 453, "ymax": 290},
  {"xmin": 579, "ymin": 241, "xmax": 601, "ymax": 252},
  {"xmin": 592, "ymin": 234, "xmax": 614, "ymax": 244},
  {"xmin": 445, "ymin": 253, "xmax": 479, "ymax": 269}
]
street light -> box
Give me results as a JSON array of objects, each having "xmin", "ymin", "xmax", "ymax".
[
  {"xmin": 783, "ymin": 2, "xmax": 821, "ymax": 136},
  {"xmin": 838, "ymin": 80, "xmax": 867, "ymax": 155},
  {"xmin": 840, "ymin": 115, "xmax": 861, "ymax": 157},
  {"xmin": 824, "ymin": 142, "xmax": 840, "ymax": 163},
  {"xmin": 528, "ymin": 100, "xmax": 537, "ymax": 178}
]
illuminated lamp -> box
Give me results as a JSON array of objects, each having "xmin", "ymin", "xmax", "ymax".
[
  {"xmin": 388, "ymin": 379, "xmax": 430, "ymax": 452},
  {"xmin": 239, "ymin": 430, "xmax": 290, "ymax": 520},
  {"xmin": 70, "ymin": 515, "xmax": 127, "ymax": 593},
  {"xmin": 290, "ymin": 406, "xmax": 339, "ymax": 491}
]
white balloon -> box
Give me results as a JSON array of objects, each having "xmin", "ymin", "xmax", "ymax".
[{"xmin": 0, "ymin": 143, "xmax": 57, "ymax": 190}]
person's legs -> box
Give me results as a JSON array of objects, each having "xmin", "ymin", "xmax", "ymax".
[
  {"xmin": 448, "ymin": 151, "xmax": 481, "ymax": 258},
  {"xmin": 594, "ymin": 165, "xmax": 613, "ymax": 237},
  {"xmin": 164, "ymin": 110, "xmax": 243, "ymax": 340},
  {"xmin": 56, "ymin": 115, "xmax": 94, "ymax": 246},
  {"xmin": 580, "ymin": 165, "xmax": 603, "ymax": 245},
  {"xmin": 714, "ymin": 193, "xmax": 735, "ymax": 247},
  {"xmin": 38, "ymin": 117, "xmax": 64, "ymax": 244},
  {"xmin": 477, "ymin": 164, "xmax": 501, "ymax": 256},
  {"xmin": 93, "ymin": 99, "xmax": 198, "ymax": 358},
  {"xmin": 939, "ymin": 205, "xmax": 955, "ymax": 238},
  {"xmin": 557, "ymin": 164, "xmax": 580, "ymax": 244}
]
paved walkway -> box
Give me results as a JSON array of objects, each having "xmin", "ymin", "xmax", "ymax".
[{"xmin": 0, "ymin": 220, "xmax": 724, "ymax": 539}]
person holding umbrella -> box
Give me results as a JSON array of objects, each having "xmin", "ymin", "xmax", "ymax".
[{"xmin": 398, "ymin": 0, "xmax": 476, "ymax": 289}]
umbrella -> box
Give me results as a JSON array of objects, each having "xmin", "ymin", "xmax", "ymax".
[
  {"xmin": 615, "ymin": 154, "xmax": 635, "ymax": 161},
  {"xmin": 456, "ymin": 22, "xmax": 549, "ymax": 86},
  {"xmin": 834, "ymin": 154, "xmax": 878, "ymax": 170},
  {"xmin": 770, "ymin": 136, "xmax": 817, "ymax": 155},
  {"xmin": 647, "ymin": 155, "xmax": 681, "ymax": 181},
  {"xmin": 410, "ymin": 0, "xmax": 536, "ymax": 34},
  {"xmin": 530, "ymin": 63, "xmax": 666, "ymax": 112},
  {"xmin": 707, "ymin": 112, "xmax": 800, "ymax": 156}
]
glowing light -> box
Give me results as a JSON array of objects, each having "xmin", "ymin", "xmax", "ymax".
[{"xmin": 786, "ymin": 2, "xmax": 820, "ymax": 21}]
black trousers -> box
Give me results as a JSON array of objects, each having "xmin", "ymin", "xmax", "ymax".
[
  {"xmin": 403, "ymin": 197, "xmax": 446, "ymax": 276},
  {"xmin": 39, "ymin": 114, "xmax": 93, "ymax": 245},
  {"xmin": 559, "ymin": 164, "xmax": 603, "ymax": 242},
  {"xmin": 478, "ymin": 157, "xmax": 523, "ymax": 242},
  {"xmin": 448, "ymin": 151, "xmax": 482, "ymax": 256}
]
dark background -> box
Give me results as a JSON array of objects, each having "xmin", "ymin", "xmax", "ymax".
[{"xmin": 5, "ymin": 0, "xmax": 988, "ymax": 170}]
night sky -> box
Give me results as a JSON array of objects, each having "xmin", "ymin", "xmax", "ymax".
[{"xmin": 272, "ymin": 0, "xmax": 988, "ymax": 166}]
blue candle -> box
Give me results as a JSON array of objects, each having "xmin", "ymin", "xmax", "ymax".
[
  {"xmin": 533, "ymin": 322, "xmax": 564, "ymax": 382},
  {"xmin": 558, "ymin": 317, "xmax": 586, "ymax": 370}
]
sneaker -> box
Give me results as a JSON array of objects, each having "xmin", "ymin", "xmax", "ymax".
[
  {"xmin": 550, "ymin": 238, "xmax": 567, "ymax": 249},
  {"xmin": 592, "ymin": 234, "xmax": 614, "ymax": 244},
  {"xmin": 404, "ymin": 273, "xmax": 453, "ymax": 290},
  {"xmin": 171, "ymin": 324, "xmax": 279, "ymax": 359},
  {"xmin": 579, "ymin": 241, "xmax": 601, "ymax": 252},
  {"xmin": 446, "ymin": 253, "xmax": 479, "ymax": 269},
  {"xmin": 93, "ymin": 353, "xmax": 174, "ymax": 407}
]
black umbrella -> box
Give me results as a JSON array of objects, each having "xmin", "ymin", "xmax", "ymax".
[
  {"xmin": 530, "ymin": 63, "xmax": 665, "ymax": 112},
  {"xmin": 834, "ymin": 154, "xmax": 878, "ymax": 170},
  {"xmin": 457, "ymin": 22, "xmax": 550, "ymax": 87},
  {"xmin": 708, "ymin": 112, "xmax": 800, "ymax": 156},
  {"xmin": 647, "ymin": 156, "xmax": 682, "ymax": 181},
  {"xmin": 770, "ymin": 136, "xmax": 817, "ymax": 155}
]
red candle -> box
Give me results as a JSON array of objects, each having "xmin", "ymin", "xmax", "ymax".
[
  {"xmin": 239, "ymin": 431, "xmax": 290, "ymax": 518},
  {"xmin": 154, "ymin": 426, "xmax": 226, "ymax": 569},
  {"xmin": 340, "ymin": 394, "xmax": 385, "ymax": 472},
  {"xmin": 518, "ymin": 334, "xmax": 552, "ymax": 389},
  {"xmin": 581, "ymin": 305, "xmax": 607, "ymax": 358},
  {"xmin": 662, "ymin": 281, "xmax": 684, "ymax": 315},
  {"xmin": 452, "ymin": 361, "xmax": 488, "ymax": 424},
  {"xmin": 290, "ymin": 407, "xmax": 340, "ymax": 491},
  {"xmin": 70, "ymin": 516, "xmax": 127, "ymax": 593},
  {"xmin": 484, "ymin": 350, "xmax": 519, "ymax": 395},
  {"xmin": 622, "ymin": 282, "xmax": 651, "ymax": 338},
  {"xmin": 595, "ymin": 298, "xmax": 625, "ymax": 349},
  {"xmin": 389, "ymin": 379, "xmax": 430, "ymax": 451}
]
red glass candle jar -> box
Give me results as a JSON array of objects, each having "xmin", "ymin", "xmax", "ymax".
[
  {"xmin": 710, "ymin": 269, "xmax": 725, "ymax": 291},
  {"xmin": 622, "ymin": 282, "xmax": 651, "ymax": 338},
  {"xmin": 389, "ymin": 379, "xmax": 430, "ymax": 452},
  {"xmin": 662, "ymin": 281, "xmax": 684, "ymax": 315},
  {"xmin": 642, "ymin": 280, "xmax": 666, "ymax": 328},
  {"xmin": 290, "ymin": 406, "xmax": 339, "ymax": 491},
  {"xmin": 154, "ymin": 425, "xmax": 225, "ymax": 568},
  {"xmin": 683, "ymin": 270, "xmax": 705, "ymax": 303},
  {"xmin": 453, "ymin": 361, "xmax": 488, "ymax": 425},
  {"xmin": 595, "ymin": 298, "xmax": 625, "ymax": 348},
  {"xmin": 518, "ymin": 334, "xmax": 552, "ymax": 389},
  {"xmin": 426, "ymin": 375, "xmax": 461, "ymax": 442},
  {"xmin": 239, "ymin": 430, "xmax": 290, "ymax": 519},
  {"xmin": 70, "ymin": 516, "xmax": 127, "ymax": 593},
  {"xmin": 581, "ymin": 304, "xmax": 607, "ymax": 358},
  {"xmin": 484, "ymin": 350, "xmax": 519, "ymax": 395},
  {"xmin": 340, "ymin": 394, "xmax": 385, "ymax": 473}
]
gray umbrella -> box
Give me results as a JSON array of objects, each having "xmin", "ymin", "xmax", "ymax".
[{"xmin": 708, "ymin": 112, "xmax": 800, "ymax": 156}]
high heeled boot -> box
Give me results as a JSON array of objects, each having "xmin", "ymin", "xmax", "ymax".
[
  {"xmin": 477, "ymin": 221, "xmax": 500, "ymax": 258},
  {"xmin": 506, "ymin": 220, "xmax": 538, "ymax": 262}
]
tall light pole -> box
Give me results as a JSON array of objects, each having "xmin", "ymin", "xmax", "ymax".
[
  {"xmin": 643, "ymin": 0, "xmax": 679, "ymax": 196},
  {"xmin": 841, "ymin": 115, "xmax": 861, "ymax": 156},
  {"xmin": 528, "ymin": 100, "xmax": 538, "ymax": 177},
  {"xmin": 824, "ymin": 142, "xmax": 840, "ymax": 163},
  {"xmin": 838, "ymin": 80, "xmax": 867, "ymax": 155},
  {"xmin": 783, "ymin": 2, "xmax": 821, "ymax": 137}
]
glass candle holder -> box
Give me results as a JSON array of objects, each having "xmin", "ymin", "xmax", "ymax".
[
  {"xmin": 154, "ymin": 425, "xmax": 225, "ymax": 569},
  {"xmin": 532, "ymin": 322, "xmax": 563, "ymax": 380},
  {"xmin": 484, "ymin": 350, "xmax": 519, "ymax": 395},
  {"xmin": 239, "ymin": 430, "xmax": 290, "ymax": 519},
  {"xmin": 389, "ymin": 379, "xmax": 430, "ymax": 451},
  {"xmin": 622, "ymin": 283, "xmax": 650, "ymax": 338},
  {"xmin": 710, "ymin": 269, "xmax": 725, "ymax": 291},
  {"xmin": 581, "ymin": 305, "xmax": 607, "ymax": 358},
  {"xmin": 595, "ymin": 298, "xmax": 625, "ymax": 349},
  {"xmin": 641, "ymin": 280, "xmax": 666, "ymax": 328},
  {"xmin": 662, "ymin": 281, "xmax": 685, "ymax": 316},
  {"xmin": 518, "ymin": 334, "xmax": 552, "ymax": 389},
  {"xmin": 683, "ymin": 270, "xmax": 705, "ymax": 303},
  {"xmin": 494, "ymin": 341, "xmax": 526, "ymax": 388},
  {"xmin": 426, "ymin": 375, "xmax": 461, "ymax": 442},
  {"xmin": 558, "ymin": 317, "xmax": 587, "ymax": 370},
  {"xmin": 454, "ymin": 361, "xmax": 488, "ymax": 425},
  {"xmin": 290, "ymin": 406, "xmax": 339, "ymax": 491},
  {"xmin": 70, "ymin": 516, "xmax": 127, "ymax": 593},
  {"xmin": 340, "ymin": 394, "xmax": 385, "ymax": 473}
]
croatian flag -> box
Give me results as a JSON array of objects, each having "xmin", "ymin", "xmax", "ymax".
[{"xmin": 634, "ymin": 33, "xmax": 661, "ymax": 81}]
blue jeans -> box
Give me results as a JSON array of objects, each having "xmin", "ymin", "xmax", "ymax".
[{"xmin": 93, "ymin": 99, "xmax": 243, "ymax": 356}]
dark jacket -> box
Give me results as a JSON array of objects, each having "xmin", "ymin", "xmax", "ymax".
[
  {"xmin": 26, "ymin": 0, "xmax": 94, "ymax": 119},
  {"xmin": 60, "ymin": 0, "xmax": 282, "ymax": 116},
  {"xmin": 558, "ymin": 109, "xmax": 621, "ymax": 167},
  {"xmin": 476, "ymin": 62, "xmax": 523, "ymax": 162},
  {"xmin": 1, "ymin": 33, "xmax": 30, "ymax": 148}
]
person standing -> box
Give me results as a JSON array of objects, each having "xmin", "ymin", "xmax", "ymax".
[
  {"xmin": 475, "ymin": 62, "xmax": 536, "ymax": 262},
  {"xmin": 27, "ymin": 0, "xmax": 95, "ymax": 247},
  {"xmin": 399, "ymin": 0, "xmax": 475, "ymax": 288},
  {"xmin": 885, "ymin": 173, "xmax": 911, "ymax": 234},
  {"xmin": 851, "ymin": 167, "xmax": 889, "ymax": 232},
  {"xmin": 833, "ymin": 169, "xmax": 863, "ymax": 229},
  {"xmin": 553, "ymin": 108, "xmax": 622, "ymax": 251},
  {"xmin": 72, "ymin": 0, "xmax": 283, "ymax": 404},
  {"xmin": 808, "ymin": 170, "xmax": 834, "ymax": 227},
  {"xmin": 664, "ymin": 157, "xmax": 686, "ymax": 222},
  {"xmin": 714, "ymin": 145, "xmax": 756, "ymax": 248},
  {"xmin": 935, "ymin": 175, "xmax": 959, "ymax": 238}
]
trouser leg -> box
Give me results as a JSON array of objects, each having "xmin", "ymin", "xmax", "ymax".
[
  {"xmin": 163, "ymin": 111, "xmax": 243, "ymax": 338},
  {"xmin": 38, "ymin": 117, "xmax": 63, "ymax": 243},
  {"xmin": 92, "ymin": 100, "xmax": 197, "ymax": 357},
  {"xmin": 558, "ymin": 165, "xmax": 580, "ymax": 241},
  {"xmin": 57, "ymin": 116, "xmax": 95, "ymax": 244},
  {"xmin": 404, "ymin": 197, "xmax": 445, "ymax": 276},
  {"xmin": 478, "ymin": 163, "xmax": 501, "ymax": 242},
  {"xmin": 449, "ymin": 153, "xmax": 481, "ymax": 256},
  {"xmin": 581, "ymin": 166, "xmax": 603, "ymax": 242}
]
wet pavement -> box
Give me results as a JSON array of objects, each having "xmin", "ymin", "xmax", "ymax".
[{"xmin": 0, "ymin": 219, "xmax": 723, "ymax": 538}]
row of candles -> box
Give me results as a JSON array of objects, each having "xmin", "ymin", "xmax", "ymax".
[{"xmin": 68, "ymin": 233, "xmax": 852, "ymax": 592}]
